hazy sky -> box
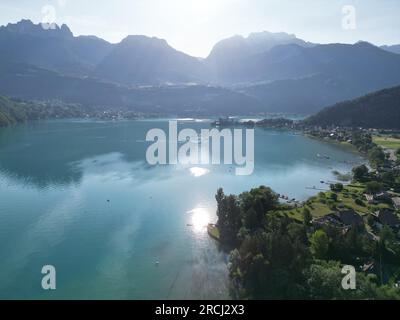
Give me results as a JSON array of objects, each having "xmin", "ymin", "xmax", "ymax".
[{"xmin": 0, "ymin": 0, "xmax": 399, "ymax": 57}]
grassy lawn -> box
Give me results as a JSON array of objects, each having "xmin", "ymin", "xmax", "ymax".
[
  {"xmin": 373, "ymin": 136, "xmax": 400, "ymax": 149},
  {"xmin": 207, "ymin": 224, "xmax": 220, "ymax": 240},
  {"xmin": 274, "ymin": 185, "xmax": 392, "ymax": 222},
  {"xmin": 273, "ymin": 208, "xmax": 303, "ymax": 222},
  {"xmin": 304, "ymin": 199, "xmax": 332, "ymax": 217}
]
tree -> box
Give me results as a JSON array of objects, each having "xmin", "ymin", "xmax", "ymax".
[
  {"xmin": 368, "ymin": 147, "xmax": 386, "ymax": 167},
  {"xmin": 366, "ymin": 214, "xmax": 375, "ymax": 227},
  {"xmin": 379, "ymin": 225, "xmax": 395, "ymax": 245},
  {"xmin": 355, "ymin": 198, "xmax": 364, "ymax": 206},
  {"xmin": 230, "ymin": 214, "xmax": 309, "ymax": 299},
  {"xmin": 304, "ymin": 260, "xmax": 400, "ymax": 300},
  {"xmin": 352, "ymin": 165, "xmax": 369, "ymax": 181},
  {"xmin": 330, "ymin": 193, "xmax": 338, "ymax": 201},
  {"xmin": 215, "ymin": 188, "xmax": 242, "ymax": 246},
  {"xmin": 351, "ymin": 133, "xmax": 374, "ymax": 153},
  {"xmin": 304, "ymin": 261, "xmax": 345, "ymax": 299},
  {"xmin": 221, "ymin": 184, "xmax": 400, "ymax": 300},
  {"xmin": 239, "ymin": 186, "xmax": 279, "ymax": 230},
  {"xmin": 330, "ymin": 183, "xmax": 344, "ymax": 192},
  {"xmin": 302, "ymin": 208, "xmax": 312, "ymax": 227},
  {"xmin": 375, "ymin": 226, "xmax": 400, "ymax": 265},
  {"xmin": 365, "ymin": 181, "xmax": 383, "ymax": 194},
  {"xmin": 310, "ymin": 230, "xmax": 329, "ymax": 259},
  {"xmin": 382, "ymin": 171, "xmax": 395, "ymax": 185}
]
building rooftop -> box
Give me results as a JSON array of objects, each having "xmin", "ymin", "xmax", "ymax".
[
  {"xmin": 374, "ymin": 209, "xmax": 400, "ymax": 227},
  {"xmin": 334, "ymin": 210, "xmax": 363, "ymax": 227},
  {"xmin": 392, "ymin": 197, "xmax": 400, "ymax": 209}
]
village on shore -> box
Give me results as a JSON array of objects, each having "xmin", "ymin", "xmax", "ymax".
[{"xmin": 210, "ymin": 117, "xmax": 400, "ymax": 284}]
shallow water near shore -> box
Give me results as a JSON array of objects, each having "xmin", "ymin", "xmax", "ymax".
[{"xmin": 0, "ymin": 119, "xmax": 363, "ymax": 299}]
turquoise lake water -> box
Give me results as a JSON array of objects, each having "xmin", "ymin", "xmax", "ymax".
[{"xmin": 0, "ymin": 119, "xmax": 364, "ymax": 299}]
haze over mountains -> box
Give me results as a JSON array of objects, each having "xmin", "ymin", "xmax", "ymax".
[
  {"xmin": 94, "ymin": 35, "xmax": 206, "ymax": 85},
  {"xmin": 306, "ymin": 85, "xmax": 400, "ymax": 129},
  {"xmin": 381, "ymin": 45, "xmax": 400, "ymax": 55},
  {"xmin": 1, "ymin": 19, "xmax": 400, "ymax": 115}
]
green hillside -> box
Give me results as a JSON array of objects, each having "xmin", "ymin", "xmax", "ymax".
[
  {"xmin": 0, "ymin": 95, "xmax": 89, "ymax": 127},
  {"xmin": 0, "ymin": 95, "xmax": 27, "ymax": 126},
  {"xmin": 305, "ymin": 85, "xmax": 400, "ymax": 129}
]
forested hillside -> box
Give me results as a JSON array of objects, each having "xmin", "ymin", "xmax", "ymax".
[
  {"xmin": 305, "ymin": 85, "xmax": 400, "ymax": 129},
  {"xmin": 0, "ymin": 96, "xmax": 87, "ymax": 127}
]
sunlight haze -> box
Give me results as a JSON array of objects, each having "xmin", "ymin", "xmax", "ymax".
[{"xmin": 0, "ymin": 0, "xmax": 400, "ymax": 57}]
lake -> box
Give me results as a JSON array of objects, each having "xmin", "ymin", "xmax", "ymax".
[{"xmin": 0, "ymin": 119, "xmax": 363, "ymax": 299}]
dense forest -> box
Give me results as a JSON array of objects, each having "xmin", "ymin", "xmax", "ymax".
[
  {"xmin": 0, "ymin": 95, "xmax": 28, "ymax": 126},
  {"xmin": 0, "ymin": 95, "xmax": 138, "ymax": 127},
  {"xmin": 0, "ymin": 95, "xmax": 91, "ymax": 126},
  {"xmin": 305, "ymin": 85, "xmax": 400, "ymax": 129},
  {"xmin": 215, "ymin": 186, "xmax": 400, "ymax": 299}
]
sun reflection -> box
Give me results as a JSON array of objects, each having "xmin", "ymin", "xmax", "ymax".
[
  {"xmin": 187, "ymin": 207, "xmax": 210, "ymax": 233},
  {"xmin": 189, "ymin": 167, "xmax": 210, "ymax": 177}
]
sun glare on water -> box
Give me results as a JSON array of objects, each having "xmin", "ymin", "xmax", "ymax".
[
  {"xmin": 189, "ymin": 167, "xmax": 210, "ymax": 177},
  {"xmin": 187, "ymin": 207, "xmax": 210, "ymax": 233}
]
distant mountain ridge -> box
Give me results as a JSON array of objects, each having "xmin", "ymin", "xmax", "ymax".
[
  {"xmin": 305, "ymin": 85, "xmax": 400, "ymax": 129},
  {"xmin": 1, "ymin": 20, "xmax": 400, "ymax": 115},
  {"xmin": 381, "ymin": 45, "xmax": 400, "ymax": 55},
  {"xmin": 205, "ymin": 31, "xmax": 315, "ymax": 84},
  {"xmin": 238, "ymin": 42, "xmax": 400, "ymax": 113},
  {"xmin": 207, "ymin": 31, "xmax": 315, "ymax": 59},
  {"xmin": 94, "ymin": 35, "xmax": 205, "ymax": 85},
  {"xmin": 0, "ymin": 63, "xmax": 263, "ymax": 115},
  {"xmin": 0, "ymin": 19, "xmax": 73, "ymax": 38},
  {"xmin": 0, "ymin": 19, "xmax": 113, "ymax": 75}
]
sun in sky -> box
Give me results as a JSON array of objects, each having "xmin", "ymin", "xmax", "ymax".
[{"xmin": 0, "ymin": 0, "xmax": 400, "ymax": 57}]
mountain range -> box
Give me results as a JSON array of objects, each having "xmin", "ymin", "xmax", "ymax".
[
  {"xmin": 381, "ymin": 45, "xmax": 400, "ymax": 55},
  {"xmin": 1, "ymin": 19, "xmax": 400, "ymax": 115}
]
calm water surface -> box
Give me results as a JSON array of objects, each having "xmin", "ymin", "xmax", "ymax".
[{"xmin": 0, "ymin": 119, "xmax": 363, "ymax": 299}]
